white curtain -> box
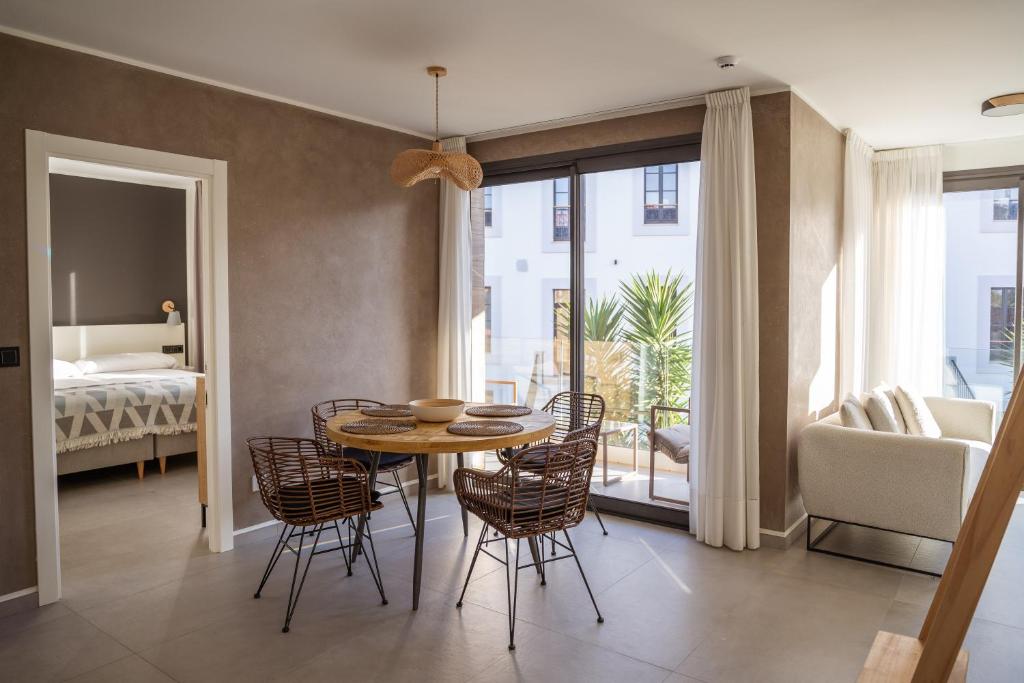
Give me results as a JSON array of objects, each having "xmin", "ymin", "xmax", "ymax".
[
  {"xmin": 839, "ymin": 131, "xmax": 874, "ymax": 397},
  {"xmin": 689, "ymin": 87, "xmax": 760, "ymax": 550},
  {"xmin": 436, "ymin": 136, "xmax": 474, "ymax": 489},
  {"xmin": 867, "ymin": 146, "xmax": 945, "ymax": 395}
]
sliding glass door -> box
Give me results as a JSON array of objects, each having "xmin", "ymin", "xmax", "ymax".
[
  {"xmin": 943, "ymin": 181, "xmax": 1022, "ymax": 419},
  {"xmin": 479, "ymin": 177, "xmax": 572, "ymax": 411},
  {"xmin": 580, "ymin": 162, "xmax": 699, "ymax": 510},
  {"xmin": 474, "ymin": 137, "xmax": 701, "ymax": 523}
]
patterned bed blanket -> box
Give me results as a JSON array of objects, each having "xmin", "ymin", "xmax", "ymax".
[{"xmin": 54, "ymin": 370, "xmax": 199, "ymax": 454}]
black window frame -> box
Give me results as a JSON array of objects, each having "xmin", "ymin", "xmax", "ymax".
[
  {"xmin": 552, "ymin": 178, "xmax": 570, "ymax": 242},
  {"xmin": 990, "ymin": 286, "xmax": 1016, "ymax": 364},
  {"xmin": 993, "ymin": 189, "xmax": 1019, "ymax": 222},
  {"xmin": 483, "ymin": 186, "xmax": 493, "ymax": 227},
  {"xmin": 644, "ymin": 164, "xmax": 679, "ymax": 224},
  {"xmin": 552, "ymin": 288, "xmax": 570, "ymax": 338}
]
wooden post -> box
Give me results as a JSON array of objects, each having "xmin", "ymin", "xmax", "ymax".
[{"xmin": 858, "ymin": 372, "xmax": 1024, "ymax": 682}]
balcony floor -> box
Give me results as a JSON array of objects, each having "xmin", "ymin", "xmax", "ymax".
[{"xmin": 590, "ymin": 463, "xmax": 690, "ymax": 508}]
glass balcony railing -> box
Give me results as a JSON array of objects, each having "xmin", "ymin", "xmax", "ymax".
[{"xmin": 484, "ymin": 335, "xmax": 691, "ymax": 450}]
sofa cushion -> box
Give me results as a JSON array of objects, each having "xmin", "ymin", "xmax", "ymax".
[
  {"xmin": 653, "ymin": 424, "xmax": 691, "ymax": 464},
  {"xmin": 839, "ymin": 394, "xmax": 873, "ymax": 430},
  {"xmin": 896, "ymin": 386, "xmax": 942, "ymax": 438},
  {"xmin": 864, "ymin": 390, "xmax": 900, "ymax": 433},
  {"xmin": 881, "ymin": 385, "xmax": 908, "ymax": 433}
]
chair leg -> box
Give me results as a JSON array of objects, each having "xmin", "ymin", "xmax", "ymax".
[
  {"xmin": 537, "ymin": 534, "xmax": 547, "ymax": 586},
  {"xmin": 358, "ymin": 515, "xmax": 388, "ymax": 605},
  {"xmin": 333, "ymin": 520, "xmax": 352, "ymax": 576},
  {"xmin": 392, "ymin": 470, "xmax": 417, "ymax": 534},
  {"xmin": 254, "ymin": 524, "xmax": 289, "ymax": 599},
  {"xmin": 282, "ymin": 524, "xmax": 323, "ymax": 633},
  {"xmin": 563, "ymin": 530, "xmax": 603, "ymax": 623},
  {"xmin": 588, "ymin": 491, "xmax": 608, "ymax": 535},
  {"xmin": 507, "ymin": 537, "xmax": 521, "ymax": 651},
  {"xmin": 456, "ymin": 523, "xmax": 488, "ymax": 608}
]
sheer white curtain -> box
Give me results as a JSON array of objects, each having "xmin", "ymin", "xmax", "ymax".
[
  {"xmin": 867, "ymin": 146, "xmax": 945, "ymax": 395},
  {"xmin": 436, "ymin": 136, "xmax": 474, "ymax": 488},
  {"xmin": 839, "ymin": 131, "xmax": 874, "ymax": 397},
  {"xmin": 689, "ymin": 87, "xmax": 760, "ymax": 550}
]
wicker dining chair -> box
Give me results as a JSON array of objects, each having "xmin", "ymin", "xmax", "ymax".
[
  {"xmin": 312, "ymin": 399, "xmax": 417, "ymax": 532},
  {"xmin": 248, "ymin": 436, "xmax": 387, "ymax": 633},
  {"xmin": 497, "ymin": 391, "xmax": 609, "ymax": 535},
  {"xmin": 455, "ymin": 438, "xmax": 604, "ymax": 651}
]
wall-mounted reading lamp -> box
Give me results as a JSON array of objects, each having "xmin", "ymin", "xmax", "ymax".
[{"xmin": 162, "ymin": 300, "xmax": 182, "ymax": 326}]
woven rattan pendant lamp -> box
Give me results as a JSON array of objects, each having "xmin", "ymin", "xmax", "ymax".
[{"xmin": 390, "ymin": 66, "xmax": 483, "ymax": 191}]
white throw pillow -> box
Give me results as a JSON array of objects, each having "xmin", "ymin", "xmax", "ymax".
[
  {"xmin": 895, "ymin": 385, "xmax": 942, "ymax": 438},
  {"xmin": 75, "ymin": 352, "xmax": 179, "ymax": 374},
  {"xmin": 863, "ymin": 392, "xmax": 900, "ymax": 432},
  {"xmin": 880, "ymin": 384, "xmax": 908, "ymax": 434},
  {"xmin": 839, "ymin": 394, "xmax": 873, "ymax": 430},
  {"xmin": 53, "ymin": 359, "xmax": 84, "ymax": 379}
]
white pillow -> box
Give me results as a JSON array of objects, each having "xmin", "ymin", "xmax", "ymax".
[
  {"xmin": 53, "ymin": 359, "xmax": 84, "ymax": 379},
  {"xmin": 863, "ymin": 392, "xmax": 900, "ymax": 432},
  {"xmin": 861, "ymin": 385, "xmax": 904, "ymax": 432},
  {"xmin": 839, "ymin": 394, "xmax": 872, "ymax": 430},
  {"xmin": 75, "ymin": 352, "xmax": 179, "ymax": 374},
  {"xmin": 895, "ymin": 385, "xmax": 942, "ymax": 438},
  {"xmin": 879, "ymin": 384, "xmax": 908, "ymax": 434}
]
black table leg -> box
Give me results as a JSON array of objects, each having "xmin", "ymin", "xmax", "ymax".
[
  {"xmin": 527, "ymin": 536, "xmax": 542, "ymax": 574},
  {"xmin": 355, "ymin": 451, "xmax": 381, "ymax": 556},
  {"xmin": 412, "ymin": 453, "xmax": 428, "ymax": 610},
  {"xmin": 456, "ymin": 452, "xmax": 468, "ymax": 536}
]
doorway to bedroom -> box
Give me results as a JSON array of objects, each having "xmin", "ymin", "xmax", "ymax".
[
  {"xmin": 26, "ymin": 131, "xmax": 232, "ymax": 607},
  {"xmin": 48, "ymin": 159, "xmax": 210, "ymax": 609}
]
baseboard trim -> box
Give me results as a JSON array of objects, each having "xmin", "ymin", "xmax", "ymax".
[
  {"xmin": 759, "ymin": 514, "xmax": 808, "ymax": 549},
  {"xmin": 0, "ymin": 586, "xmax": 38, "ymax": 603},
  {"xmin": 234, "ymin": 473, "xmax": 439, "ymax": 537}
]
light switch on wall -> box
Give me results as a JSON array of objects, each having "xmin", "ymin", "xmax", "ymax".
[{"xmin": 251, "ymin": 474, "xmax": 259, "ymax": 493}]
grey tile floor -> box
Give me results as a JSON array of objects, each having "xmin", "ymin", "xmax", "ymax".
[{"xmin": 3, "ymin": 457, "xmax": 1023, "ymax": 682}]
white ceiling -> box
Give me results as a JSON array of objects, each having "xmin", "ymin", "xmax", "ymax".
[{"xmin": 2, "ymin": 0, "xmax": 1023, "ymax": 148}]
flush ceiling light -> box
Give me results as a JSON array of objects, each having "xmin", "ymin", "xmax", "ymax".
[
  {"xmin": 982, "ymin": 93, "xmax": 1024, "ymax": 117},
  {"xmin": 390, "ymin": 66, "xmax": 483, "ymax": 191}
]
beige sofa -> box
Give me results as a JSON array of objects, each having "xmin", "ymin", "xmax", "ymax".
[{"xmin": 798, "ymin": 396, "xmax": 996, "ymax": 544}]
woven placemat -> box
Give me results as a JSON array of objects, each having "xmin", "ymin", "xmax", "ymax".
[
  {"xmin": 341, "ymin": 419, "xmax": 416, "ymax": 435},
  {"xmin": 447, "ymin": 420, "xmax": 525, "ymax": 437},
  {"xmin": 361, "ymin": 404, "xmax": 413, "ymax": 418},
  {"xmin": 465, "ymin": 405, "xmax": 532, "ymax": 418}
]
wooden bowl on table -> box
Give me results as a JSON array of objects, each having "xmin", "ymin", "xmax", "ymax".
[{"xmin": 409, "ymin": 398, "xmax": 465, "ymax": 422}]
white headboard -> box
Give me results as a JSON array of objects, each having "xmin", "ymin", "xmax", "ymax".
[{"xmin": 53, "ymin": 324, "xmax": 187, "ymax": 367}]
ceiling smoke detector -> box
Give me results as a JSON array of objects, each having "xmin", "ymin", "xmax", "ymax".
[{"xmin": 716, "ymin": 55, "xmax": 739, "ymax": 70}]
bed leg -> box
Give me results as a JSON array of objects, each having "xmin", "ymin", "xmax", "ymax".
[
  {"xmin": 159, "ymin": 456, "xmax": 167, "ymax": 475},
  {"xmin": 136, "ymin": 461, "xmax": 145, "ymax": 480}
]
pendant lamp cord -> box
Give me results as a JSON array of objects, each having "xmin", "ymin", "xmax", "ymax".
[{"xmin": 434, "ymin": 73, "xmax": 440, "ymax": 142}]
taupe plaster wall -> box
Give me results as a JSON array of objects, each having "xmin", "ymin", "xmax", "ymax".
[
  {"xmin": 0, "ymin": 34, "xmax": 439, "ymax": 595},
  {"xmin": 49, "ymin": 174, "xmax": 187, "ymax": 326},
  {"xmin": 784, "ymin": 94, "xmax": 844, "ymax": 530}
]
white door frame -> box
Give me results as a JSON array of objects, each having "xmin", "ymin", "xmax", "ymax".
[{"xmin": 25, "ymin": 131, "xmax": 233, "ymax": 606}]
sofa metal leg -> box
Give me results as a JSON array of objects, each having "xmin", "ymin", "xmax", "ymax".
[{"xmin": 805, "ymin": 515, "xmax": 949, "ymax": 578}]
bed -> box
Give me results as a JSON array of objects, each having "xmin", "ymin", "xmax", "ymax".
[
  {"xmin": 55, "ymin": 367, "xmax": 203, "ymax": 478},
  {"xmin": 52, "ymin": 323, "xmax": 203, "ymax": 480}
]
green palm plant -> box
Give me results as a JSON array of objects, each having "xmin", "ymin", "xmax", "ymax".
[
  {"xmin": 556, "ymin": 295, "xmax": 632, "ymax": 421},
  {"xmin": 618, "ymin": 270, "xmax": 694, "ymax": 412}
]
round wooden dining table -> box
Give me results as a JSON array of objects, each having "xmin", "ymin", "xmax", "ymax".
[{"xmin": 325, "ymin": 403, "xmax": 555, "ymax": 610}]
